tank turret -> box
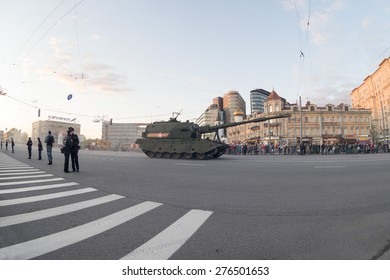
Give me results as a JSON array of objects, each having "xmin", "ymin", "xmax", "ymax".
[{"xmin": 136, "ymin": 113, "xmax": 290, "ymax": 159}]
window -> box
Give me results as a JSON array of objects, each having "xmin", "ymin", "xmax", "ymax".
[
  {"xmin": 310, "ymin": 106, "xmax": 315, "ymax": 111},
  {"xmin": 328, "ymin": 106, "xmax": 332, "ymax": 111},
  {"xmin": 269, "ymin": 105, "xmax": 273, "ymax": 112}
]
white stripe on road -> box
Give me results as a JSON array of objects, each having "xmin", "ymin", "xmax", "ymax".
[
  {"xmin": 0, "ymin": 194, "xmax": 124, "ymax": 227},
  {"xmin": 0, "ymin": 166, "xmax": 34, "ymax": 170},
  {"xmin": 0, "ymin": 171, "xmax": 45, "ymax": 176},
  {"xmin": 0, "ymin": 188, "xmax": 97, "ymax": 206},
  {"xmin": 0, "ymin": 169, "xmax": 39, "ymax": 173},
  {"xmin": 0, "ymin": 174, "xmax": 53, "ymax": 181},
  {"xmin": 0, "ymin": 201, "xmax": 162, "ymax": 259},
  {"xmin": 121, "ymin": 209, "xmax": 212, "ymax": 260},
  {"xmin": 0, "ymin": 182, "xmax": 79, "ymax": 194},
  {"xmin": 0, "ymin": 178, "xmax": 64, "ymax": 187},
  {"xmin": 174, "ymin": 163, "xmax": 206, "ymax": 167},
  {"xmin": 313, "ymin": 166, "xmax": 347, "ymax": 169}
]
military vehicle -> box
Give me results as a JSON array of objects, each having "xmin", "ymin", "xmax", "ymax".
[{"xmin": 136, "ymin": 113, "xmax": 290, "ymax": 159}]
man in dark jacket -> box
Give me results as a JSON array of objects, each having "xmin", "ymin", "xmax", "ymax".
[
  {"xmin": 45, "ymin": 130, "xmax": 55, "ymax": 165},
  {"xmin": 63, "ymin": 127, "xmax": 80, "ymax": 172},
  {"xmin": 71, "ymin": 130, "xmax": 80, "ymax": 172},
  {"xmin": 26, "ymin": 137, "xmax": 33, "ymax": 159}
]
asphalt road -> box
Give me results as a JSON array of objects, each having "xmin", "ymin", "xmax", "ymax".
[{"xmin": 1, "ymin": 147, "xmax": 390, "ymax": 260}]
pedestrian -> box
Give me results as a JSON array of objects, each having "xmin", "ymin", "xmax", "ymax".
[
  {"xmin": 26, "ymin": 137, "xmax": 33, "ymax": 159},
  {"xmin": 37, "ymin": 137, "xmax": 43, "ymax": 160},
  {"xmin": 1, "ymin": 139, "xmax": 2, "ymax": 149},
  {"xmin": 44, "ymin": 130, "xmax": 55, "ymax": 165},
  {"xmin": 70, "ymin": 128, "xmax": 80, "ymax": 172},
  {"xmin": 11, "ymin": 138, "xmax": 15, "ymax": 153},
  {"xmin": 63, "ymin": 127, "xmax": 80, "ymax": 173},
  {"xmin": 5, "ymin": 140, "xmax": 8, "ymax": 151}
]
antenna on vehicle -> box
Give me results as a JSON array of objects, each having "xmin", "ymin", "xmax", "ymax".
[{"xmin": 170, "ymin": 109, "xmax": 183, "ymax": 122}]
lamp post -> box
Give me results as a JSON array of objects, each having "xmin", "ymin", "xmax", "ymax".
[{"xmin": 266, "ymin": 99, "xmax": 271, "ymax": 148}]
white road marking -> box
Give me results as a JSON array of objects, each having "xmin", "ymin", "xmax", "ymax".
[
  {"xmin": 0, "ymin": 182, "xmax": 79, "ymax": 194},
  {"xmin": 0, "ymin": 178, "xmax": 64, "ymax": 187},
  {"xmin": 0, "ymin": 188, "xmax": 97, "ymax": 206},
  {"xmin": 0, "ymin": 201, "xmax": 162, "ymax": 259},
  {"xmin": 0, "ymin": 194, "xmax": 124, "ymax": 227},
  {"xmin": 0, "ymin": 169, "xmax": 39, "ymax": 173},
  {"xmin": 0, "ymin": 174, "xmax": 53, "ymax": 181},
  {"xmin": 0, "ymin": 166, "xmax": 34, "ymax": 170},
  {"xmin": 174, "ymin": 163, "xmax": 206, "ymax": 167},
  {"xmin": 313, "ymin": 166, "xmax": 347, "ymax": 169},
  {"xmin": 121, "ymin": 209, "xmax": 212, "ymax": 260},
  {"xmin": 0, "ymin": 171, "xmax": 45, "ymax": 176}
]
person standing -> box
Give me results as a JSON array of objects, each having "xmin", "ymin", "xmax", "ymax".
[
  {"xmin": 37, "ymin": 137, "xmax": 43, "ymax": 160},
  {"xmin": 63, "ymin": 127, "xmax": 80, "ymax": 172},
  {"xmin": 1, "ymin": 139, "xmax": 3, "ymax": 149},
  {"xmin": 11, "ymin": 138, "xmax": 15, "ymax": 153},
  {"xmin": 70, "ymin": 129, "xmax": 80, "ymax": 172},
  {"xmin": 5, "ymin": 140, "xmax": 8, "ymax": 151},
  {"xmin": 44, "ymin": 131, "xmax": 55, "ymax": 165},
  {"xmin": 26, "ymin": 137, "xmax": 33, "ymax": 159},
  {"xmin": 63, "ymin": 128, "xmax": 72, "ymax": 173}
]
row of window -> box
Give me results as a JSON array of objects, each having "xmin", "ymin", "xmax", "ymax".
[
  {"xmin": 286, "ymin": 127, "xmax": 368, "ymax": 136},
  {"xmin": 288, "ymin": 116, "xmax": 370, "ymax": 123}
]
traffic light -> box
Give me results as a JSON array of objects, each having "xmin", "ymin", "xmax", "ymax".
[
  {"xmin": 110, "ymin": 118, "xmax": 113, "ymax": 125},
  {"xmin": 38, "ymin": 108, "xmax": 41, "ymax": 117}
]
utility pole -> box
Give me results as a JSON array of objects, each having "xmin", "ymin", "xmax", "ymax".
[
  {"xmin": 299, "ymin": 96, "xmax": 303, "ymax": 145},
  {"xmin": 267, "ymin": 99, "xmax": 271, "ymax": 150}
]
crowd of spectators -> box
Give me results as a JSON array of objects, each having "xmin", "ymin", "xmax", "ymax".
[{"xmin": 227, "ymin": 142, "xmax": 390, "ymax": 155}]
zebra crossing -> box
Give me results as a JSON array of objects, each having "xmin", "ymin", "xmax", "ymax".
[{"xmin": 0, "ymin": 152, "xmax": 212, "ymax": 260}]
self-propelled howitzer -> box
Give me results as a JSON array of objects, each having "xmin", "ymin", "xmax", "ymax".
[{"xmin": 136, "ymin": 113, "xmax": 290, "ymax": 159}]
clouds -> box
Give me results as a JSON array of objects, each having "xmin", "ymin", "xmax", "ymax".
[
  {"xmin": 308, "ymin": 0, "xmax": 345, "ymax": 46},
  {"xmin": 45, "ymin": 37, "xmax": 130, "ymax": 94},
  {"xmin": 281, "ymin": 0, "xmax": 346, "ymax": 46}
]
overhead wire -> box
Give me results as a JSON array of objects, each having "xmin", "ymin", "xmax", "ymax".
[
  {"xmin": 19, "ymin": 0, "xmax": 85, "ymax": 66},
  {"xmin": 2, "ymin": 0, "xmax": 68, "ymax": 82},
  {"xmin": 1, "ymin": 0, "xmax": 87, "ymax": 122},
  {"xmin": 294, "ymin": 0, "xmax": 311, "ymax": 101}
]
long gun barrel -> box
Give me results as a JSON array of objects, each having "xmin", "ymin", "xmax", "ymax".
[{"xmin": 198, "ymin": 113, "xmax": 291, "ymax": 134}]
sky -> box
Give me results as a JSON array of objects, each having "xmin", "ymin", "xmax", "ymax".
[{"xmin": 0, "ymin": 0, "xmax": 389, "ymax": 139}]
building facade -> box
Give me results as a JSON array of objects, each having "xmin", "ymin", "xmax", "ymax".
[
  {"xmin": 250, "ymin": 89, "xmax": 270, "ymax": 114},
  {"xmin": 102, "ymin": 122, "xmax": 148, "ymax": 150},
  {"xmin": 351, "ymin": 57, "xmax": 390, "ymax": 143},
  {"xmin": 223, "ymin": 90, "xmax": 246, "ymax": 123},
  {"xmin": 227, "ymin": 91, "xmax": 372, "ymax": 146},
  {"xmin": 196, "ymin": 103, "xmax": 226, "ymax": 140},
  {"xmin": 32, "ymin": 120, "xmax": 81, "ymax": 146}
]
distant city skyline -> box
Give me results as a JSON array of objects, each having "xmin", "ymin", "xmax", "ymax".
[{"xmin": 1, "ymin": 0, "xmax": 389, "ymax": 138}]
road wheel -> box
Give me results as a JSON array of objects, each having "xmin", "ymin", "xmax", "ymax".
[
  {"xmin": 145, "ymin": 151, "xmax": 155, "ymax": 158},
  {"xmin": 195, "ymin": 153, "xmax": 207, "ymax": 160},
  {"xmin": 155, "ymin": 151, "xmax": 163, "ymax": 158},
  {"xmin": 172, "ymin": 152, "xmax": 181, "ymax": 159},
  {"xmin": 182, "ymin": 153, "xmax": 193, "ymax": 159},
  {"xmin": 163, "ymin": 152, "xmax": 171, "ymax": 158}
]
